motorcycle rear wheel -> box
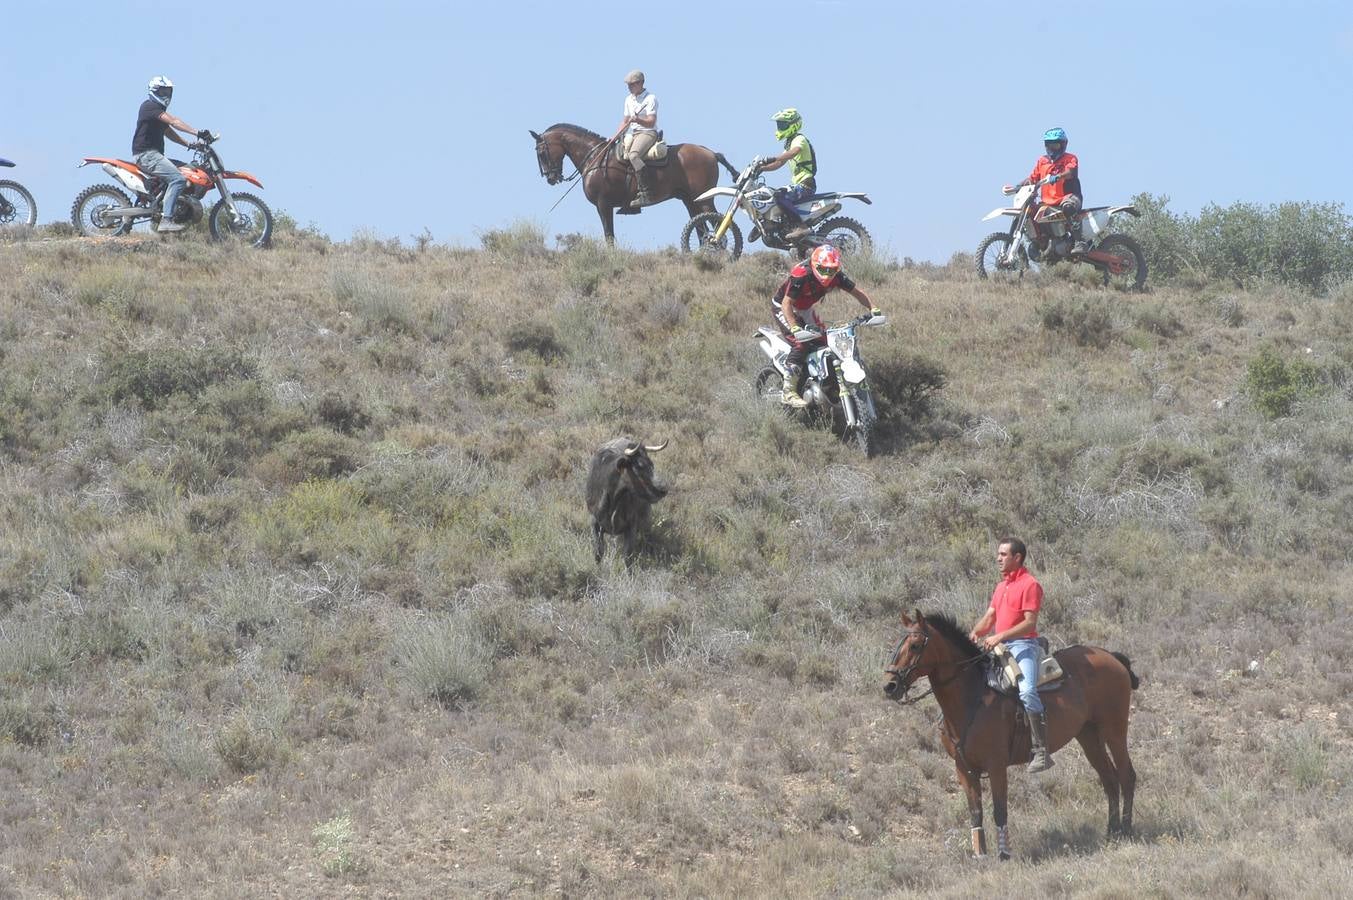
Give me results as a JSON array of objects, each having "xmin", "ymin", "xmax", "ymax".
[
  {"xmin": 975, "ymin": 232, "xmax": 1028, "ymax": 281},
  {"xmin": 681, "ymin": 211, "xmax": 743, "ymax": 262},
  {"xmin": 813, "ymin": 216, "xmax": 872, "ymax": 258},
  {"xmin": 209, "ymin": 192, "xmax": 273, "ymax": 248},
  {"xmin": 71, "ymin": 184, "xmax": 134, "ymax": 236},
  {"xmin": 0, "ymin": 180, "xmax": 37, "ymax": 227},
  {"xmin": 1092, "ymin": 234, "xmax": 1148, "ymax": 291}
]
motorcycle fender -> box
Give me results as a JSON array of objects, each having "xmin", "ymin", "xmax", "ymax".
[
  {"xmin": 1107, "ymin": 204, "xmax": 1139, "ymax": 218},
  {"xmin": 180, "ymin": 166, "xmax": 212, "ymax": 187},
  {"xmin": 102, "ymin": 163, "xmax": 146, "ymax": 195},
  {"xmin": 222, "ymin": 170, "xmax": 264, "ymax": 189},
  {"xmin": 832, "ymin": 192, "xmax": 871, "ymax": 205},
  {"xmin": 983, "ymin": 207, "xmax": 1021, "ymax": 221},
  {"xmin": 748, "ymin": 225, "xmax": 761, "ymax": 243},
  {"xmin": 694, "ymin": 185, "xmax": 738, "ymax": 202},
  {"xmin": 840, "ymin": 358, "xmax": 868, "ymax": 384}
]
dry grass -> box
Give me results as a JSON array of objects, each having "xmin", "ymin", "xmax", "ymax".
[{"xmin": 0, "ymin": 224, "xmax": 1350, "ymax": 896}]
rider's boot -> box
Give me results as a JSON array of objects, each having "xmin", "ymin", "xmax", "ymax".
[
  {"xmin": 1070, "ymin": 224, "xmax": 1090, "ymax": 255},
  {"xmin": 156, "ymin": 219, "xmax": 185, "ymax": 233},
  {"xmin": 783, "ymin": 216, "xmax": 811, "ymax": 241},
  {"xmin": 1027, "ymin": 712, "xmax": 1055, "ymax": 773},
  {"xmin": 631, "ymin": 167, "xmax": 656, "ymax": 208},
  {"xmin": 780, "ymin": 368, "xmax": 808, "ymax": 409}
]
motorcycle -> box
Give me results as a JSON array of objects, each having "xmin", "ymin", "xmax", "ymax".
[
  {"xmin": 975, "ymin": 179, "xmax": 1147, "ymax": 290},
  {"xmin": 681, "ymin": 159, "xmax": 872, "ymax": 261},
  {"xmin": 0, "ymin": 158, "xmax": 38, "ymax": 228},
  {"xmin": 71, "ymin": 133, "xmax": 273, "ymax": 248},
  {"xmin": 753, "ymin": 312, "xmax": 887, "ymax": 457}
]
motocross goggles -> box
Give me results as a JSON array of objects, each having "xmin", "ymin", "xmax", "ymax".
[{"xmin": 812, "ymin": 261, "xmax": 840, "ymax": 281}]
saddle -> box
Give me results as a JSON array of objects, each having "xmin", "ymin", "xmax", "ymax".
[
  {"xmin": 986, "ymin": 638, "xmax": 1065, "ymax": 697},
  {"xmin": 618, "ymin": 131, "xmax": 670, "ymax": 166}
]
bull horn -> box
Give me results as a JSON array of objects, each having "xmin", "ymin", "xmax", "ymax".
[
  {"xmin": 529, "ymin": 129, "xmax": 542, "ymax": 141},
  {"xmin": 623, "ymin": 444, "xmax": 640, "ymax": 457},
  {"xmin": 643, "ymin": 439, "xmax": 668, "ymax": 453}
]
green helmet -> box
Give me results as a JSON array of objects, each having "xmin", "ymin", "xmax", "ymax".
[{"xmin": 773, "ymin": 108, "xmax": 803, "ymax": 142}]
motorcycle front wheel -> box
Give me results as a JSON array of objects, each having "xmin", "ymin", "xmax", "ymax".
[
  {"xmin": 71, "ymin": 184, "xmax": 134, "ymax": 236},
  {"xmin": 851, "ymin": 418, "xmax": 875, "ymax": 458},
  {"xmin": 0, "ymin": 180, "xmax": 37, "ymax": 228},
  {"xmin": 813, "ymin": 216, "xmax": 872, "ymax": 258},
  {"xmin": 209, "ymin": 192, "xmax": 273, "ymax": 248},
  {"xmin": 975, "ymin": 232, "xmax": 1029, "ymax": 281},
  {"xmin": 1091, "ymin": 234, "xmax": 1148, "ymax": 291},
  {"xmin": 681, "ymin": 211, "xmax": 743, "ymax": 262},
  {"xmin": 753, "ymin": 366, "xmax": 785, "ymax": 404}
]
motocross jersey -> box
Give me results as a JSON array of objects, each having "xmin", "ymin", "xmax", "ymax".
[
  {"xmin": 1029, "ymin": 152, "xmax": 1080, "ymax": 206},
  {"xmin": 771, "ymin": 262, "xmax": 855, "ymax": 326},
  {"xmin": 785, "ymin": 134, "xmax": 816, "ymax": 186}
]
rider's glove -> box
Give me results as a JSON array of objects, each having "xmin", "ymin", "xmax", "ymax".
[
  {"xmin": 196, "ymin": 130, "xmax": 213, "ymax": 141},
  {"xmin": 869, "ymin": 307, "xmax": 882, "ymax": 318},
  {"xmin": 791, "ymin": 328, "xmax": 821, "ymax": 344},
  {"xmin": 1046, "ymin": 172, "xmax": 1061, "ymax": 184}
]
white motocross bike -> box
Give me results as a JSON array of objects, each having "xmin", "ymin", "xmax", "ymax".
[
  {"xmin": 753, "ymin": 312, "xmax": 886, "ymax": 457},
  {"xmin": 975, "ymin": 179, "xmax": 1147, "ymax": 290},
  {"xmin": 681, "ymin": 159, "xmax": 872, "ymax": 261}
]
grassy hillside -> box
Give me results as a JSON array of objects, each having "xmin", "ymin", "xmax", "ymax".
[{"xmin": 1, "ymin": 223, "xmax": 1350, "ymax": 897}]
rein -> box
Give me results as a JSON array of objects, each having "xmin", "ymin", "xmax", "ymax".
[
  {"xmin": 542, "ymin": 132, "xmax": 620, "ymax": 213},
  {"xmin": 886, "ymin": 627, "xmax": 988, "ymax": 707}
]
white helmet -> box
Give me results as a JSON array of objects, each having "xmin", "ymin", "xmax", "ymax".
[{"xmin": 148, "ymin": 75, "xmax": 174, "ymax": 108}]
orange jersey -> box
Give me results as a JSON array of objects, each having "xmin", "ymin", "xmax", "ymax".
[{"xmin": 1029, "ymin": 152, "xmax": 1080, "ymax": 205}]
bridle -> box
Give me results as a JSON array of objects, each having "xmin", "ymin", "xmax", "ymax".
[
  {"xmin": 884, "ymin": 627, "xmax": 987, "ymax": 706},
  {"xmin": 535, "ymin": 131, "xmax": 617, "ymax": 187}
]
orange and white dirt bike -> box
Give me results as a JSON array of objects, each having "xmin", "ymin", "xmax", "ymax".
[
  {"xmin": 975, "ymin": 178, "xmax": 1147, "ymax": 290},
  {"xmin": 71, "ymin": 133, "xmax": 273, "ymax": 247}
]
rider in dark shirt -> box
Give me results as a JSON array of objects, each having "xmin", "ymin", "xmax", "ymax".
[
  {"xmin": 133, "ymin": 76, "xmax": 209, "ymax": 233},
  {"xmin": 770, "ymin": 244, "xmax": 880, "ymax": 408}
]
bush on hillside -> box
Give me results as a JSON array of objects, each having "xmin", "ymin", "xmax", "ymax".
[
  {"xmin": 1124, "ymin": 193, "xmax": 1353, "ymax": 291},
  {"xmin": 100, "ymin": 345, "xmax": 257, "ymax": 410},
  {"xmin": 1245, "ymin": 345, "xmax": 1325, "ymax": 418}
]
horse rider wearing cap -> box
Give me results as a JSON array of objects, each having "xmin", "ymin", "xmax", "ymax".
[{"xmin": 613, "ymin": 70, "xmax": 660, "ymax": 208}]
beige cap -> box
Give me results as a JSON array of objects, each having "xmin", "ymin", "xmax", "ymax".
[{"xmin": 624, "ymin": 69, "xmax": 645, "ymax": 84}]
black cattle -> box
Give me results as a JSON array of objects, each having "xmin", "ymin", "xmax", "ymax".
[{"xmin": 585, "ymin": 437, "xmax": 669, "ymax": 566}]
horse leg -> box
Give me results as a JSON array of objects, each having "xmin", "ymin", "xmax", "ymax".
[
  {"xmin": 988, "ymin": 765, "xmax": 1012, "ymax": 861},
  {"xmin": 595, "ymin": 202, "xmax": 616, "ymax": 245},
  {"xmin": 1074, "ymin": 724, "xmax": 1122, "ymax": 840},
  {"xmin": 956, "ymin": 764, "xmax": 987, "ymax": 858},
  {"xmin": 1103, "ymin": 722, "xmax": 1137, "ymax": 836}
]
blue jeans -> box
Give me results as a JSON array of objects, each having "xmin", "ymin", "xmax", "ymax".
[
  {"xmin": 1008, "ymin": 638, "xmax": 1044, "ymax": 715},
  {"xmin": 135, "ymin": 150, "xmax": 186, "ymax": 221},
  {"xmin": 774, "ymin": 181, "xmax": 815, "ymax": 222}
]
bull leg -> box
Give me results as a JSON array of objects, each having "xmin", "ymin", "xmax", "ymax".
[
  {"xmin": 988, "ymin": 765, "xmax": 1011, "ymax": 860},
  {"xmin": 621, "ymin": 527, "xmax": 637, "ymax": 570},
  {"xmin": 1074, "ymin": 725, "xmax": 1122, "ymax": 839},
  {"xmin": 592, "ymin": 521, "xmax": 606, "ymax": 564},
  {"xmin": 957, "ymin": 764, "xmax": 986, "ymax": 858}
]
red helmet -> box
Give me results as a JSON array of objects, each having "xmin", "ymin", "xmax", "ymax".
[{"xmin": 809, "ymin": 244, "xmax": 842, "ymax": 285}]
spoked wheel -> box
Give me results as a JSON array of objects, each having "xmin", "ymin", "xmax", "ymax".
[
  {"xmin": 753, "ymin": 366, "xmax": 784, "ymax": 404},
  {"xmin": 681, "ymin": 211, "xmax": 743, "ymax": 262},
  {"xmin": 1092, "ymin": 234, "xmax": 1148, "ymax": 291},
  {"xmin": 71, "ymin": 184, "xmax": 134, "ymax": 236},
  {"xmin": 0, "ymin": 180, "xmax": 37, "ymax": 227},
  {"xmin": 975, "ymin": 232, "xmax": 1029, "ymax": 281},
  {"xmin": 813, "ymin": 216, "xmax": 872, "ymax": 258},
  {"xmin": 209, "ymin": 192, "xmax": 273, "ymax": 248},
  {"xmin": 851, "ymin": 419, "xmax": 875, "ymax": 458}
]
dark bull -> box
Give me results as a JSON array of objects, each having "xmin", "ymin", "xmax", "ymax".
[{"xmin": 585, "ymin": 437, "xmax": 669, "ymax": 565}]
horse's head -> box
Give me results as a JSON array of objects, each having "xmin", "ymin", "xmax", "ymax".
[
  {"xmin": 882, "ymin": 609, "xmax": 937, "ymax": 701},
  {"xmin": 529, "ymin": 128, "xmax": 565, "ymax": 185}
]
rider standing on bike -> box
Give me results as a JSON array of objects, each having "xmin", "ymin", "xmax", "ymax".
[
  {"xmin": 1006, "ymin": 127, "xmax": 1086, "ymax": 254},
  {"xmin": 968, "ymin": 537, "xmax": 1056, "ymax": 773},
  {"xmin": 757, "ymin": 108, "xmax": 816, "ymax": 241},
  {"xmin": 613, "ymin": 70, "xmax": 659, "ymax": 209},
  {"xmin": 133, "ymin": 76, "xmax": 209, "ymax": 233},
  {"xmin": 771, "ymin": 244, "xmax": 880, "ymax": 408}
]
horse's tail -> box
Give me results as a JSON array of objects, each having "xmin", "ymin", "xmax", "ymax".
[
  {"xmin": 1111, "ymin": 651, "xmax": 1140, "ymax": 690},
  {"xmin": 714, "ymin": 152, "xmax": 738, "ymax": 180}
]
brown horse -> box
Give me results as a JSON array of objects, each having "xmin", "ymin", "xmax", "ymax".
[
  {"xmin": 882, "ymin": 610, "xmax": 1139, "ymax": 860},
  {"xmin": 530, "ymin": 123, "xmax": 736, "ymax": 243}
]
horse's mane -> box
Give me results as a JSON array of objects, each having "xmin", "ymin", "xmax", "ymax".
[
  {"xmin": 541, "ymin": 122, "xmax": 606, "ymax": 142},
  {"xmin": 924, "ymin": 612, "xmax": 985, "ymax": 660}
]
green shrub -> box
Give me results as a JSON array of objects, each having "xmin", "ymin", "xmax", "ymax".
[
  {"xmin": 1246, "ymin": 346, "xmax": 1323, "ymax": 418},
  {"xmin": 313, "ymin": 814, "xmax": 366, "ymax": 878},
  {"xmin": 505, "ymin": 320, "xmax": 565, "ymax": 361},
  {"xmin": 391, "ymin": 611, "xmax": 492, "ymax": 708},
  {"xmin": 215, "ymin": 714, "xmax": 286, "ymax": 774},
  {"xmin": 1036, "ymin": 296, "xmax": 1115, "ymax": 348},
  {"xmin": 100, "ymin": 345, "xmax": 257, "ymax": 410},
  {"xmin": 480, "ymin": 219, "xmax": 549, "ymax": 258},
  {"xmin": 562, "ymin": 238, "xmax": 626, "ymax": 296}
]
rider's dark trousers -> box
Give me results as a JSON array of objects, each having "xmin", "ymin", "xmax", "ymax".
[{"xmin": 773, "ymin": 179, "xmax": 816, "ymax": 222}]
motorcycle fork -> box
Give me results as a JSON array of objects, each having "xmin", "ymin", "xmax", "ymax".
[
  {"xmin": 832, "ymin": 360, "xmax": 860, "ymax": 429},
  {"xmin": 213, "ymin": 177, "xmax": 241, "ymax": 221},
  {"xmin": 713, "ymin": 201, "xmax": 740, "ymax": 241}
]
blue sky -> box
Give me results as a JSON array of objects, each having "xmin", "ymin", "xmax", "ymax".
[{"xmin": 5, "ymin": 0, "xmax": 1351, "ymax": 261}]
